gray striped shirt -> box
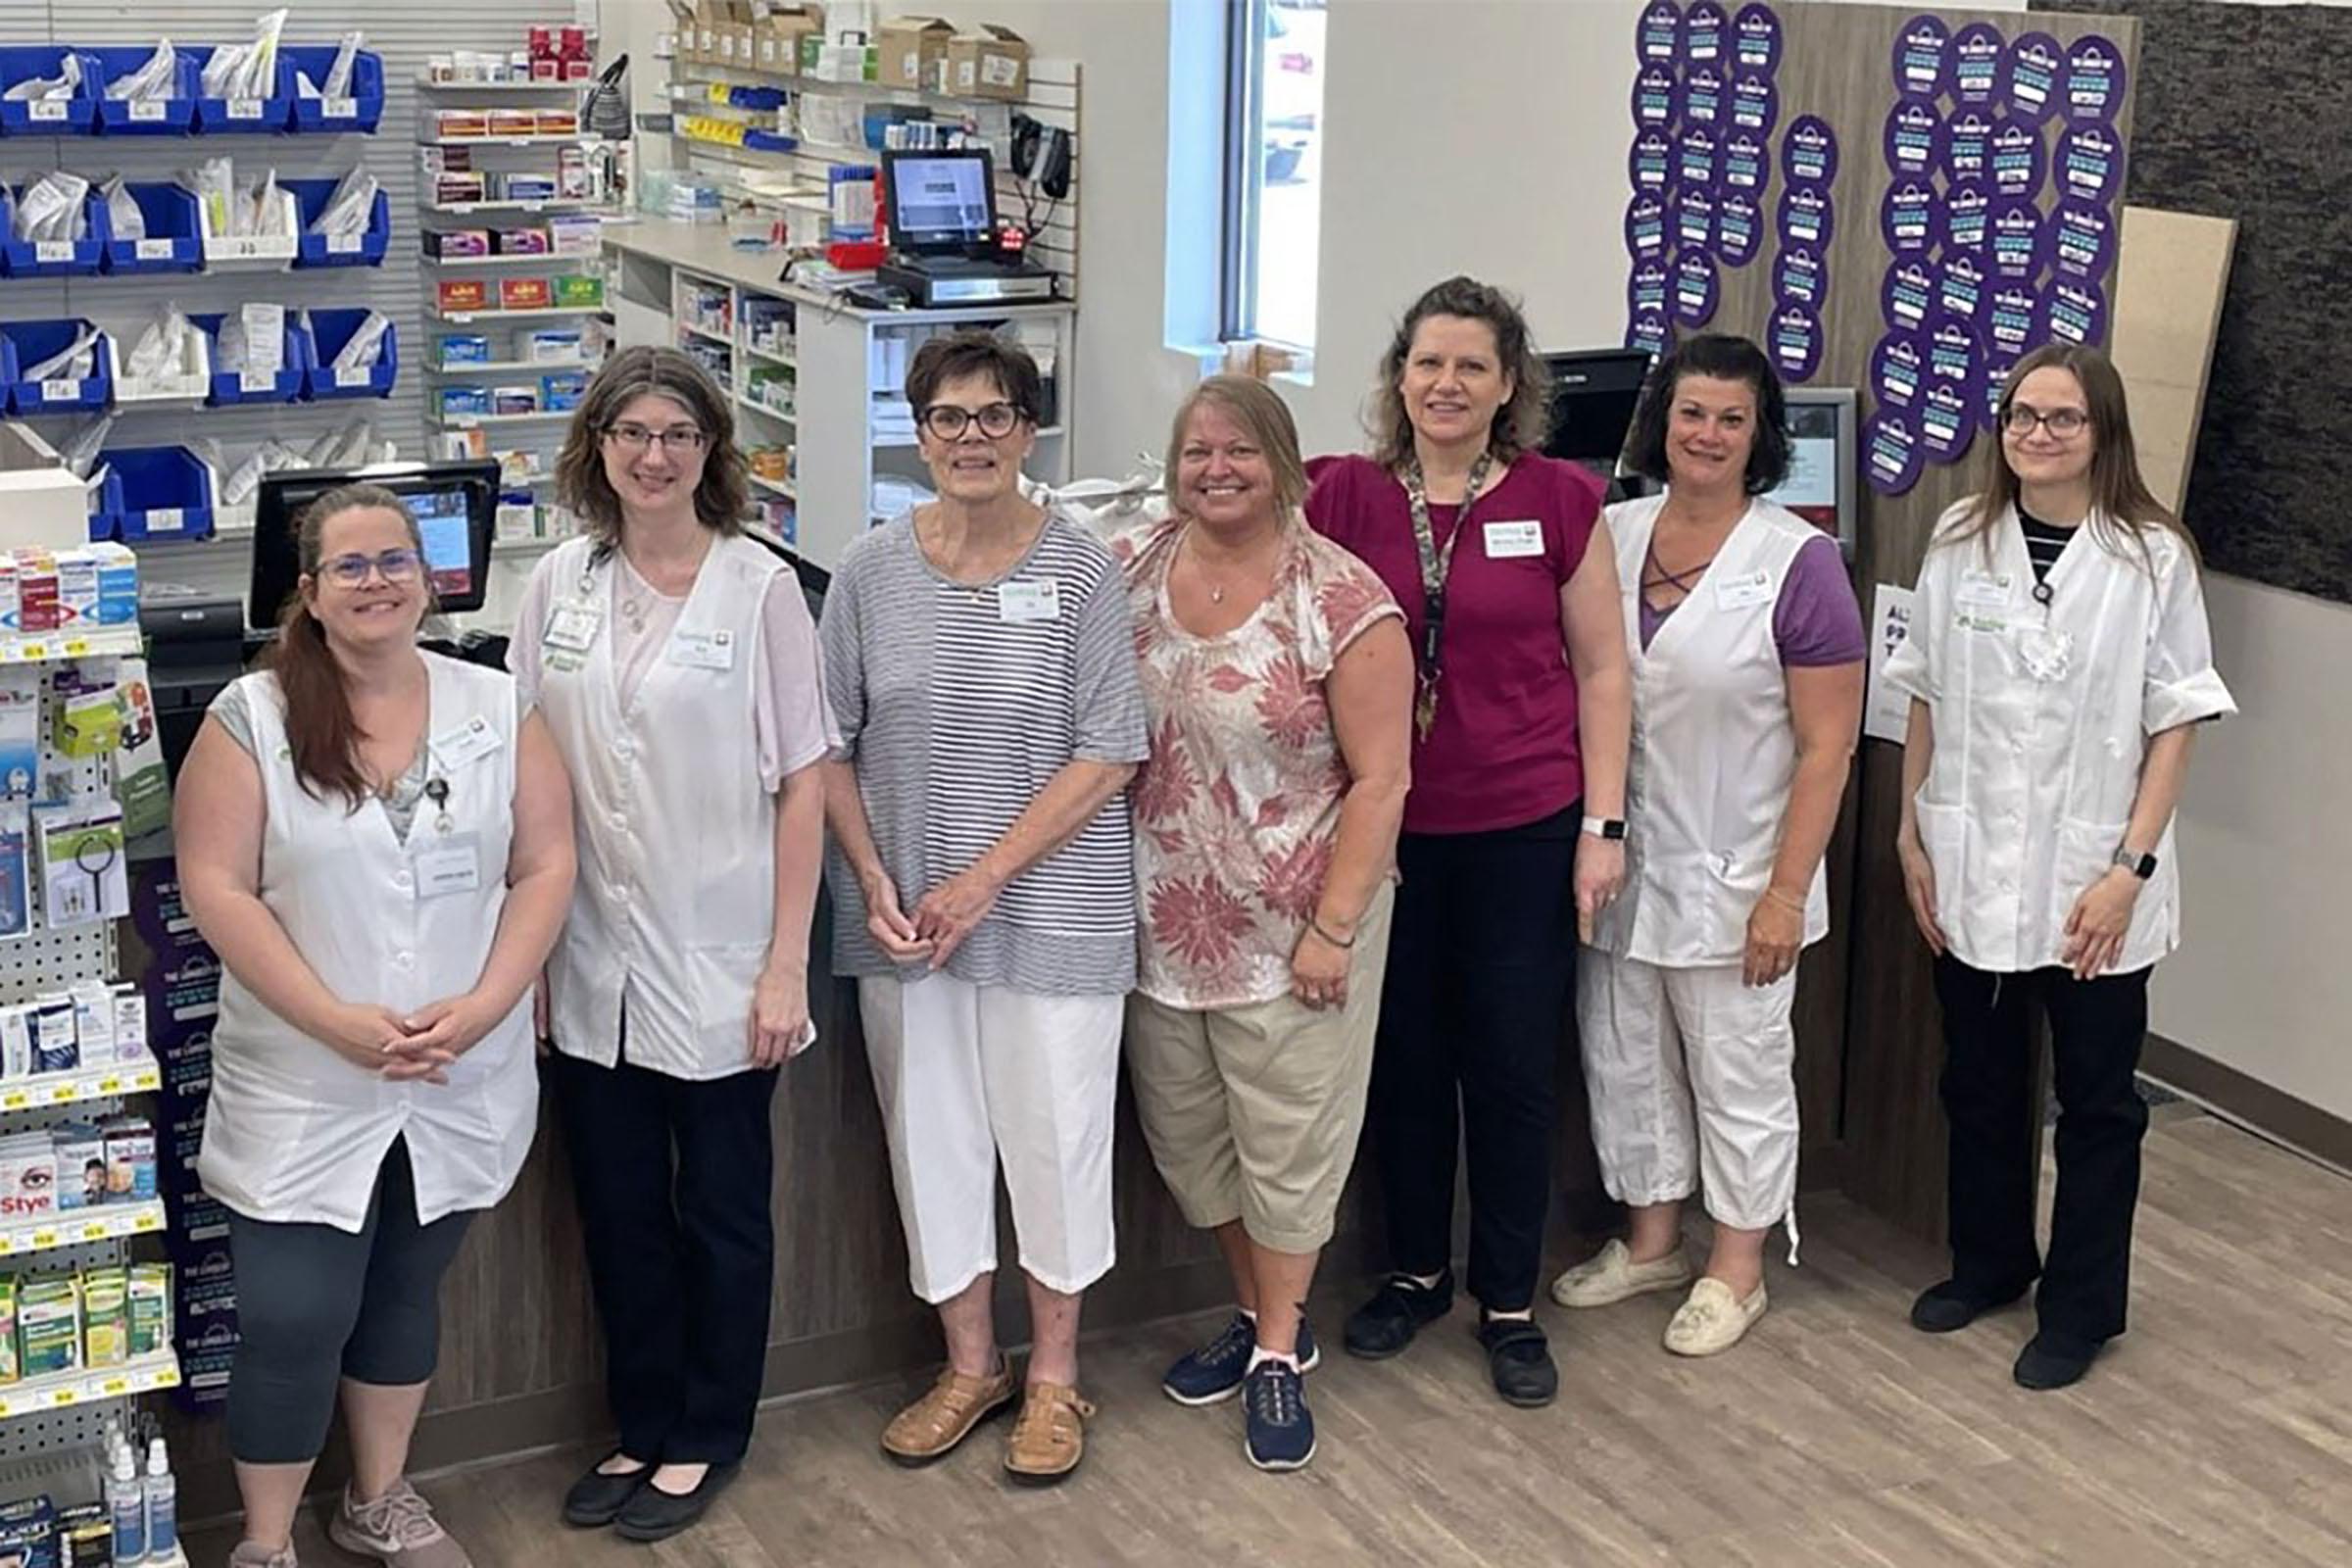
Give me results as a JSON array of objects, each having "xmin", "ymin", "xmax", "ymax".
[{"xmin": 819, "ymin": 507, "xmax": 1148, "ymax": 995}]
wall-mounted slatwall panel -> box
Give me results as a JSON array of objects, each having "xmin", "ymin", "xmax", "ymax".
[
  {"xmin": 667, "ymin": 57, "xmax": 1081, "ymax": 291},
  {"xmin": 0, "ymin": 0, "xmax": 580, "ymax": 609}
]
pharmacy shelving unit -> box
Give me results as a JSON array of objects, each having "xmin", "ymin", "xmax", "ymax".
[
  {"xmin": 414, "ymin": 74, "xmax": 621, "ymax": 549},
  {"xmin": 604, "ymin": 220, "xmax": 1074, "ymax": 569},
  {"xmin": 0, "ymin": 623, "xmax": 181, "ymax": 1496}
]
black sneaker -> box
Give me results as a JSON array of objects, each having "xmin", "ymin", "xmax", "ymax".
[
  {"xmin": 1162, "ymin": 1310, "xmax": 1322, "ymax": 1405},
  {"xmin": 2013, "ymin": 1330, "xmax": 2101, "ymax": 1391},
  {"xmin": 1242, "ymin": 1359, "xmax": 1316, "ymax": 1472},
  {"xmin": 1475, "ymin": 1313, "xmax": 1558, "ymax": 1408},
  {"xmin": 1909, "ymin": 1279, "xmax": 2029, "ymax": 1334},
  {"xmin": 1343, "ymin": 1270, "xmax": 1454, "ymax": 1359}
]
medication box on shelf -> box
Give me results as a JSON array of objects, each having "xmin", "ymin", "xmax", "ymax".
[
  {"xmin": 501, "ymin": 277, "xmax": 555, "ymax": 311},
  {"xmin": 947, "ymin": 24, "xmax": 1032, "ymax": 100}
]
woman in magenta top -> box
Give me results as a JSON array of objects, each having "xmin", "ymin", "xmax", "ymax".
[{"xmin": 1308, "ymin": 274, "xmax": 1632, "ymax": 1407}]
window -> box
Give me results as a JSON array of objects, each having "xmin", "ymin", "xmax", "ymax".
[{"xmin": 1223, "ymin": 0, "xmax": 1326, "ymax": 351}]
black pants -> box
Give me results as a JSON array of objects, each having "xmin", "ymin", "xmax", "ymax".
[
  {"xmin": 225, "ymin": 1139, "xmax": 474, "ymax": 1464},
  {"xmin": 549, "ymin": 1047, "xmax": 780, "ymax": 1466},
  {"xmin": 1369, "ymin": 805, "xmax": 1580, "ymax": 1312},
  {"xmin": 1934, "ymin": 956, "xmax": 2151, "ymax": 1346}
]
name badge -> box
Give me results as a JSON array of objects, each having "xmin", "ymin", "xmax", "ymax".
[
  {"xmin": 1715, "ymin": 569, "xmax": 1775, "ymax": 609},
  {"xmin": 669, "ymin": 628, "xmax": 737, "ymax": 670},
  {"xmin": 413, "ymin": 835, "xmax": 483, "ymax": 898},
  {"xmin": 998, "ymin": 578, "xmax": 1062, "ymax": 623},
  {"xmin": 1957, "ymin": 568, "xmax": 2015, "ymax": 608},
  {"xmin": 430, "ymin": 714, "xmax": 503, "ymax": 770},
  {"xmin": 544, "ymin": 603, "xmax": 601, "ymax": 652},
  {"xmin": 1482, "ymin": 519, "xmax": 1544, "ymax": 559}
]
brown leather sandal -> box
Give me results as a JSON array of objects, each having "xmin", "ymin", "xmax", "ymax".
[
  {"xmin": 1003, "ymin": 1381, "xmax": 1096, "ymax": 1486},
  {"xmin": 881, "ymin": 1362, "xmax": 1018, "ymax": 1465}
]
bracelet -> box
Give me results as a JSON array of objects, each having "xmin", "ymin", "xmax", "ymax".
[
  {"xmin": 1309, "ymin": 916, "xmax": 1356, "ymax": 950},
  {"xmin": 1762, "ymin": 885, "xmax": 1807, "ymax": 913}
]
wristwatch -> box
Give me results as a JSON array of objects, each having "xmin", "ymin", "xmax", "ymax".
[
  {"xmin": 2113, "ymin": 846, "xmax": 2157, "ymax": 879},
  {"xmin": 1582, "ymin": 816, "xmax": 1628, "ymax": 841}
]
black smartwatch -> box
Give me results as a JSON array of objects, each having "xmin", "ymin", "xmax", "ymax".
[
  {"xmin": 1582, "ymin": 816, "xmax": 1628, "ymax": 841},
  {"xmin": 2112, "ymin": 846, "xmax": 2157, "ymax": 879}
]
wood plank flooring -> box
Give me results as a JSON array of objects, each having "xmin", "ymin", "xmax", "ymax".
[{"xmin": 185, "ymin": 1107, "xmax": 2352, "ymax": 1567}]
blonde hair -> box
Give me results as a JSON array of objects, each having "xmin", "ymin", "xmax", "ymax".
[{"xmin": 1165, "ymin": 374, "xmax": 1309, "ymax": 519}]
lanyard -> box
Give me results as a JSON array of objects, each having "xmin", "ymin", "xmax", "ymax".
[{"xmin": 1400, "ymin": 450, "xmax": 1494, "ymax": 741}]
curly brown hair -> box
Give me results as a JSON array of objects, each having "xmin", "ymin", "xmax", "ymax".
[
  {"xmin": 1369, "ymin": 275, "xmax": 1554, "ymax": 470},
  {"xmin": 555, "ymin": 345, "xmax": 749, "ymax": 544}
]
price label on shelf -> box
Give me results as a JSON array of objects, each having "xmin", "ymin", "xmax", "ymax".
[
  {"xmin": 30, "ymin": 1227, "xmax": 58, "ymax": 1249},
  {"xmin": 95, "ymin": 1073, "xmax": 124, "ymax": 1094},
  {"xmin": 29, "ymin": 100, "xmax": 68, "ymax": 122},
  {"xmin": 96, "ymin": 1375, "xmax": 129, "ymax": 1397},
  {"xmin": 78, "ymin": 1220, "xmax": 108, "ymax": 1242},
  {"xmin": 49, "ymin": 1387, "xmax": 76, "ymax": 1408},
  {"xmin": 136, "ymin": 239, "xmax": 174, "ymax": 261},
  {"xmin": 227, "ymin": 98, "xmax": 265, "ymax": 120},
  {"xmin": 16, "ymin": 644, "xmax": 46, "ymax": 662},
  {"xmin": 145, "ymin": 510, "xmax": 185, "ymax": 534},
  {"xmin": 335, "ymin": 368, "xmax": 370, "ymax": 389},
  {"xmin": 133, "ymin": 1066, "xmax": 160, "ymax": 1092},
  {"xmin": 324, "ymin": 96, "xmax": 359, "ymax": 119},
  {"xmin": 328, "ymin": 233, "xmax": 363, "ymax": 256},
  {"xmin": 40, "ymin": 378, "xmax": 79, "ymax": 402},
  {"xmin": 129, "ymin": 101, "xmax": 167, "ymax": 122},
  {"xmin": 34, "ymin": 240, "xmax": 73, "ymax": 264},
  {"xmin": 62, "ymin": 637, "xmax": 90, "ymax": 657},
  {"xmin": 131, "ymin": 1209, "xmax": 162, "ymax": 1234},
  {"xmin": 1, "ymin": 1089, "xmax": 28, "ymax": 1110},
  {"xmin": 239, "ymin": 369, "xmax": 275, "ymax": 395},
  {"xmin": 48, "ymin": 1082, "xmax": 78, "ymax": 1103}
]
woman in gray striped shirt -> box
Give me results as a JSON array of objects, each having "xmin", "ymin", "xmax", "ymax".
[{"xmin": 819, "ymin": 331, "xmax": 1149, "ymax": 1486}]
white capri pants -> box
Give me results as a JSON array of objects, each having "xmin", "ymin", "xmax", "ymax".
[
  {"xmin": 858, "ymin": 972, "xmax": 1123, "ymax": 1303},
  {"xmin": 1577, "ymin": 947, "xmax": 1800, "ymax": 1248}
]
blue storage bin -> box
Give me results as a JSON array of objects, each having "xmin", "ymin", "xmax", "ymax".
[
  {"xmin": 284, "ymin": 177, "xmax": 390, "ymax": 269},
  {"xmin": 89, "ymin": 47, "xmax": 198, "ymax": 135},
  {"xmin": 189, "ymin": 312, "xmax": 305, "ymax": 406},
  {"xmin": 301, "ymin": 309, "xmax": 396, "ymax": 400},
  {"xmin": 100, "ymin": 183, "xmax": 203, "ymax": 274},
  {"xmin": 0, "ymin": 182, "xmax": 108, "ymax": 277},
  {"xmin": 282, "ymin": 47, "xmax": 384, "ymax": 134},
  {"xmin": 0, "ymin": 48, "xmax": 101, "ymax": 135},
  {"xmin": 100, "ymin": 446, "xmax": 215, "ymax": 543},
  {"xmin": 1, "ymin": 318, "xmax": 112, "ymax": 414},
  {"xmin": 185, "ymin": 45, "xmax": 293, "ymax": 134}
]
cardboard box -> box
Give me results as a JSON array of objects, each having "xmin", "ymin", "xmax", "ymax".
[
  {"xmin": 878, "ymin": 16, "xmax": 956, "ymax": 90},
  {"xmin": 764, "ymin": 5, "xmax": 825, "ymax": 74},
  {"xmin": 948, "ymin": 24, "xmax": 1030, "ymax": 100}
]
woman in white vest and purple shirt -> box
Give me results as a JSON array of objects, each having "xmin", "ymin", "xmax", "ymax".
[{"xmin": 1550, "ymin": 333, "xmax": 1864, "ymax": 1356}]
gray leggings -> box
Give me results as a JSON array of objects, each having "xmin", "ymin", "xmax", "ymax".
[{"xmin": 224, "ymin": 1139, "xmax": 475, "ymax": 1464}]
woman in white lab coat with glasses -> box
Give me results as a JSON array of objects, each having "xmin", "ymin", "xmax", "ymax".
[{"xmin": 1885, "ymin": 342, "xmax": 2234, "ymax": 1392}]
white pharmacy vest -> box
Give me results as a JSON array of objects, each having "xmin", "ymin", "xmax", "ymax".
[
  {"xmin": 530, "ymin": 534, "xmax": 782, "ymax": 1080},
  {"xmin": 1883, "ymin": 504, "xmax": 2235, "ymax": 974},
  {"xmin": 201, "ymin": 655, "xmax": 537, "ymax": 1233},
  {"xmin": 1592, "ymin": 496, "xmax": 1833, "ymax": 967}
]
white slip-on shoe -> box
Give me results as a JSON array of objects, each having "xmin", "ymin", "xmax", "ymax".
[
  {"xmin": 1550, "ymin": 1238, "xmax": 1695, "ymax": 1308},
  {"xmin": 1663, "ymin": 1277, "xmax": 1768, "ymax": 1356}
]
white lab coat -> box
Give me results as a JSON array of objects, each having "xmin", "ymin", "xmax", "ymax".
[
  {"xmin": 528, "ymin": 534, "xmax": 783, "ymax": 1080},
  {"xmin": 1592, "ymin": 495, "xmax": 1833, "ymax": 966},
  {"xmin": 201, "ymin": 656, "xmax": 537, "ymax": 1232},
  {"xmin": 1883, "ymin": 502, "xmax": 2236, "ymax": 975}
]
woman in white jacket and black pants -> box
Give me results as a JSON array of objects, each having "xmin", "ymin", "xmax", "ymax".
[{"xmin": 1886, "ymin": 343, "xmax": 2234, "ymax": 1392}]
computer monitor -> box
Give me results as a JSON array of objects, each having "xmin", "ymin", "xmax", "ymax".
[
  {"xmin": 1766, "ymin": 388, "xmax": 1858, "ymax": 558},
  {"xmin": 1541, "ymin": 349, "xmax": 1654, "ymax": 475},
  {"xmin": 249, "ymin": 461, "xmax": 501, "ymax": 631},
  {"xmin": 881, "ymin": 148, "xmax": 998, "ymax": 255}
]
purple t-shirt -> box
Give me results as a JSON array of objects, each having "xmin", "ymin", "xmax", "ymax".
[{"xmin": 1639, "ymin": 532, "xmax": 1865, "ymax": 663}]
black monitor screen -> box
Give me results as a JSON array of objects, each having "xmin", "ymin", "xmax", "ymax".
[
  {"xmin": 883, "ymin": 149, "xmax": 997, "ymax": 252},
  {"xmin": 250, "ymin": 461, "xmax": 501, "ymax": 630},
  {"xmin": 1541, "ymin": 349, "xmax": 1654, "ymax": 471}
]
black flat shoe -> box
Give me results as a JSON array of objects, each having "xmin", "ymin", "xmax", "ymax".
[
  {"xmin": 1909, "ymin": 1279, "xmax": 2028, "ymax": 1334},
  {"xmin": 2013, "ymin": 1331, "xmax": 2100, "ymax": 1391},
  {"xmin": 1343, "ymin": 1270, "xmax": 1454, "ymax": 1359},
  {"xmin": 612, "ymin": 1461, "xmax": 740, "ymax": 1543},
  {"xmin": 563, "ymin": 1454, "xmax": 650, "ymax": 1528},
  {"xmin": 1475, "ymin": 1313, "xmax": 1558, "ymax": 1408}
]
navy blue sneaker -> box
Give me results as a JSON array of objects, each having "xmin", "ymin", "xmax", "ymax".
[
  {"xmin": 1242, "ymin": 1359, "xmax": 1316, "ymax": 1471},
  {"xmin": 1160, "ymin": 1311, "xmax": 1321, "ymax": 1405}
]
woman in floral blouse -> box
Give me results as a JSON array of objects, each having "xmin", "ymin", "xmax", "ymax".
[{"xmin": 1114, "ymin": 374, "xmax": 1412, "ymax": 1474}]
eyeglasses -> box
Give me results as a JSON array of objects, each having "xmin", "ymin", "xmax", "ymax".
[
  {"xmin": 2004, "ymin": 404, "xmax": 2090, "ymax": 438},
  {"xmin": 919, "ymin": 402, "xmax": 1024, "ymax": 440},
  {"xmin": 606, "ymin": 422, "xmax": 709, "ymax": 454},
  {"xmin": 319, "ymin": 549, "xmax": 424, "ymax": 588}
]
